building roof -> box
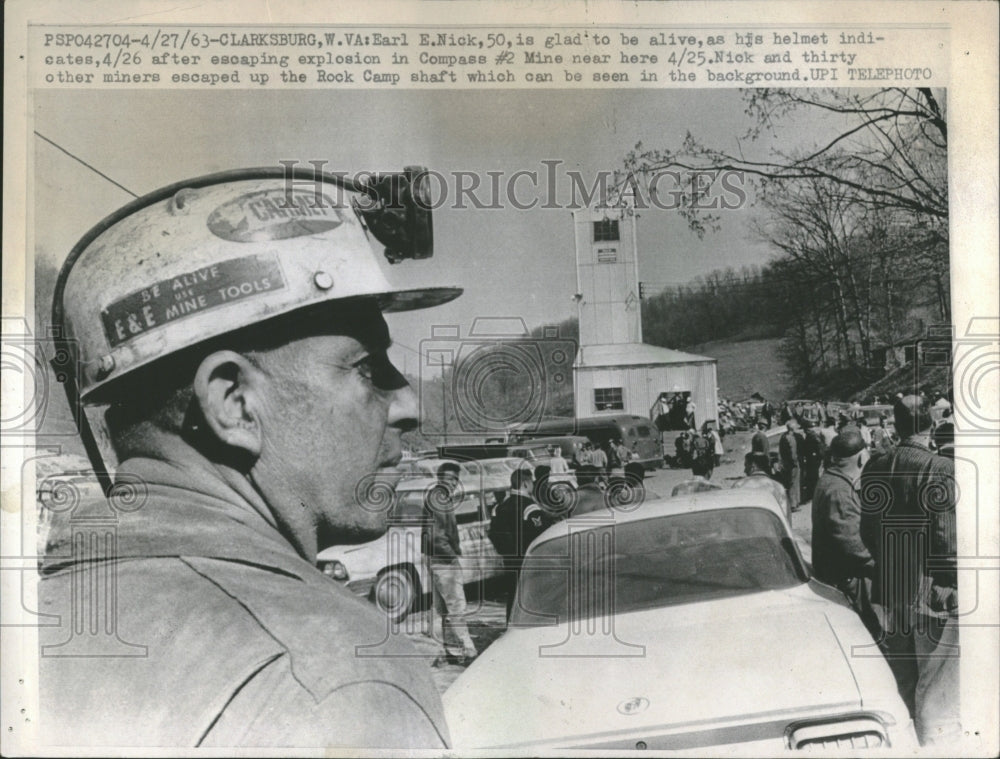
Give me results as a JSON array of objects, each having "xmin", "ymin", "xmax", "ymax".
[{"xmin": 574, "ymin": 342, "xmax": 716, "ymax": 369}]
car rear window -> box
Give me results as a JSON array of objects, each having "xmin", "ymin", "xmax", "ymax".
[{"xmin": 513, "ymin": 508, "xmax": 806, "ymax": 624}]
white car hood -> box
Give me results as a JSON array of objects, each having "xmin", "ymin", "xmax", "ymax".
[{"xmin": 444, "ymin": 586, "xmax": 868, "ymax": 750}]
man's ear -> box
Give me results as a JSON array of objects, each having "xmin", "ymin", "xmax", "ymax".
[{"xmin": 192, "ymin": 351, "xmax": 264, "ymax": 457}]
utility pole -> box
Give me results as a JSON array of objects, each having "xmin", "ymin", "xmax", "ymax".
[{"xmin": 441, "ymin": 367, "xmax": 447, "ymax": 443}]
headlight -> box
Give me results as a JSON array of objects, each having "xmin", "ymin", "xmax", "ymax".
[{"xmin": 321, "ymin": 560, "xmax": 349, "ymax": 582}]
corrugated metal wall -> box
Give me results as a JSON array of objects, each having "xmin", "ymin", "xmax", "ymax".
[{"xmin": 575, "ymin": 362, "xmax": 719, "ymax": 427}]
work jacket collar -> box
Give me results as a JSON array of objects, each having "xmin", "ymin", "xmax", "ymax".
[{"xmin": 40, "ymin": 455, "xmax": 308, "ymax": 580}]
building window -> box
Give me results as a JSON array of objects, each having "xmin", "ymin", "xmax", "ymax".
[
  {"xmin": 593, "ymin": 219, "xmax": 619, "ymax": 242},
  {"xmin": 594, "ymin": 387, "xmax": 624, "ymax": 411}
]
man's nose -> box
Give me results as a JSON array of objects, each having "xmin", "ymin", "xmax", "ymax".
[{"xmin": 387, "ymin": 381, "xmax": 419, "ymax": 433}]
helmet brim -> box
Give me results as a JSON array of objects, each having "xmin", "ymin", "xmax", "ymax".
[{"xmin": 378, "ymin": 286, "xmax": 463, "ymax": 312}]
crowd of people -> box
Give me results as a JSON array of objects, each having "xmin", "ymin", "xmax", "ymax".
[
  {"xmin": 662, "ymin": 389, "xmax": 959, "ymax": 747},
  {"xmin": 814, "ymin": 394, "xmax": 958, "ymax": 746}
]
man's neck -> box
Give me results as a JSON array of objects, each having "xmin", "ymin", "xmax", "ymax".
[
  {"xmin": 828, "ymin": 462, "xmax": 861, "ymax": 482},
  {"xmin": 120, "ymin": 431, "xmax": 287, "ymax": 543},
  {"xmin": 904, "ymin": 432, "xmax": 932, "ymax": 447}
]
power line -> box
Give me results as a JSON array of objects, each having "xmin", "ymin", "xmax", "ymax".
[{"xmin": 34, "ymin": 131, "xmax": 138, "ymax": 199}]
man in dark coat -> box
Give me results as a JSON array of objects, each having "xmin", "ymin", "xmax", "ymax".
[
  {"xmin": 860, "ymin": 395, "xmax": 958, "ymax": 746},
  {"xmin": 750, "ymin": 420, "xmax": 772, "ymax": 474},
  {"xmin": 489, "ymin": 467, "xmax": 552, "ymax": 620},
  {"xmin": 800, "ymin": 419, "xmax": 827, "ymax": 503},
  {"xmin": 778, "ymin": 420, "xmax": 802, "ymax": 513},
  {"xmin": 811, "ymin": 428, "xmax": 877, "ymax": 634}
]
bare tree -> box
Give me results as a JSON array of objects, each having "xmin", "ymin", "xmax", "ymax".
[{"xmin": 621, "ymin": 88, "xmax": 948, "ymax": 238}]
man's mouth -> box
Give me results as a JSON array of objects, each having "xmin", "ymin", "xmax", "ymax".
[{"xmin": 378, "ymin": 449, "xmax": 403, "ymax": 469}]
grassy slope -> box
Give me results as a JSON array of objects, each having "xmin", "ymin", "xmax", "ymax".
[{"xmin": 688, "ymin": 337, "xmax": 793, "ymax": 402}]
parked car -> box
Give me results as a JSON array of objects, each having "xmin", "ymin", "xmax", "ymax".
[
  {"xmin": 316, "ymin": 479, "xmax": 504, "ymax": 621},
  {"xmin": 506, "ymin": 435, "xmax": 589, "ymax": 464},
  {"xmin": 465, "ymin": 456, "xmax": 531, "ymax": 494},
  {"xmin": 825, "ymin": 401, "xmax": 853, "ymax": 423},
  {"xmin": 506, "ymin": 415, "xmax": 663, "ymax": 470},
  {"xmin": 376, "ymin": 456, "xmax": 484, "ymax": 490},
  {"xmin": 444, "ymin": 489, "xmax": 917, "ymax": 752},
  {"xmin": 856, "ymin": 404, "xmax": 894, "ymax": 427}
]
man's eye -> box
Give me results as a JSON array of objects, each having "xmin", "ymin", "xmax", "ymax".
[{"xmin": 353, "ymin": 356, "xmax": 375, "ymax": 380}]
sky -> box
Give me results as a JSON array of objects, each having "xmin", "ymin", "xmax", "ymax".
[{"xmin": 33, "ymin": 87, "xmax": 823, "ymax": 374}]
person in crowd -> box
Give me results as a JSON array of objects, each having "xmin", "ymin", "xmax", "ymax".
[
  {"xmin": 849, "ymin": 399, "xmax": 863, "ymax": 422},
  {"xmin": 674, "ymin": 430, "xmax": 691, "ymax": 469},
  {"xmin": 670, "ymin": 454, "xmax": 723, "ymax": 497},
  {"xmin": 751, "ymin": 419, "xmax": 771, "ymax": 457},
  {"xmin": 423, "ymin": 463, "xmax": 478, "ymax": 667},
  {"xmin": 732, "ymin": 452, "xmax": 788, "ymax": 518},
  {"xmin": 857, "ymin": 416, "xmax": 873, "ymax": 447},
  {"xmin": 933, "ymin": 391, "xmax": 952, "ymax": 415},
  {"xmin": 570, "ymin": 465, "xmax": 611, "ymax": 516},
  {"xmin": 591, "ymin": 440, "xmax": 609, "ymax": 485},
  {"xmin": 860, "ymin": 395, "xmax": 959, "ymax": 746},
  {"xmin": 811, "ymin": 429, "xmax": 878, "ymax": 636},
  {"xmin": 684, "ymin": 395, "xmax": 697, "ymax": 429},
  {"xmin": 489, "ymin": 467, "xmax": 552, "ymax": 621},
  {"xmin": 605, "ymin": 438, "xmax": 624, "ymax": 479},
  {"xmin": 762, "ymin": 400, "xmax": 774, "ymax": 428},
  {"xmin": 575, "ymin": 441, "xmax": 594, "ymax": 468},
  {"xmin": 548, "ymin": 445, "xmax": 570, "ymax": 476},
  {"xmin": 779, "ymin": 420, "xmax": 802, "ymax": 513},
  {"xmin": 800, "ymin": 419, "xmax": 826, "ymax": 503},
  {"xmin": 614, "ymin": 438, "xmax": 632, "ymax": 468},
  {"xmin": 704, "ymin": 420, "xmax": 724, "ymax": 467},
  {"xmin": 870, "ymin": 414, "xmax": 893, "ymax": 454},
  {"xmin": 690, "ymin": 426, "xmax": 715, "ymax": 480},
  {"xmin": 606, "ymin": 461, "xmax": 651, "ymax": 511},
  {"xmin": 820, "ymin": 414, "xmax": 839, "ymax": 451},
  {"xmin": 778, "ymin": 401, "xmax": 792, "ymax": 425},
  {"xmin": 932, "ymin": 420, "xmax": 955, "ymax": 459},
  {"xmin": 813, "ymin": 400, "xmax": 826, "ymax": 425}
]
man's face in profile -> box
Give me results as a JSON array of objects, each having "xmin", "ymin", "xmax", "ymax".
[{"xmin": 249, "ymin": 299, "xmax": 418, "ymax": 546}]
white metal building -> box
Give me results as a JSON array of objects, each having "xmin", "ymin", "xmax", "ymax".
[
  {"xmin": 572, "ymin": 203, "xmax": 719, "ymax": 427},
  {"xmin": 574, "ymin": 343, "xmax": 719, "ymax": 428}
]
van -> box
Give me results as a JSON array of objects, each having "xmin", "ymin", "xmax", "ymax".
[{"xmin": 506, "ymin": 415, "xmax": 663, "ymax": 469}]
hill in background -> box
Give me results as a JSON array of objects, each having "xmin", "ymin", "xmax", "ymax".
[{"xmin": 688, "ymin": 337, "xmax": 792, "ymax": 402}]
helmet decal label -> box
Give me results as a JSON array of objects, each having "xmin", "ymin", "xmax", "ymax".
[
  {"xmin": 207, "ymin": 189, "xmax": 346, "ymax": 242},
  {"xmin": 100, "ymin": 254, "xmax": 287, "ymax": 348}
]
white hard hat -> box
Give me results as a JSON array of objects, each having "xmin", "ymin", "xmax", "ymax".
[{"xmin": 53, "ymin": 167, "xmax": 461, "ymax": 403}]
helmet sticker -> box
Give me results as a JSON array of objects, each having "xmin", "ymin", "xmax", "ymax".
[
  {"xmin": 100, "ymin": 254, "xmax": 286, "ymax": 348},
  {"xmin": 207, "ymin": 189, "xmax": 346, "ymax": 242}
]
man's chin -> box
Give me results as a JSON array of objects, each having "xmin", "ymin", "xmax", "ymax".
[{"xmin": 319, "ymin": 509, "xmax": 390, "ymax": 548}]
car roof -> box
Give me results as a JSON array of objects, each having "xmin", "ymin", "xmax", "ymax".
[
  {"xmin": 530, "ymin": 488, "xmax": 789, "ymax": 550},
  {"xmin": 394, "ymin": 475, "xmax": 490, "ymax": 495}
]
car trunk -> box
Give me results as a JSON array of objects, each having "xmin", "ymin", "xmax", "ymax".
[{"xmin": 445, "ymin": 590, "xmax": 863, "ymax": 749}]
